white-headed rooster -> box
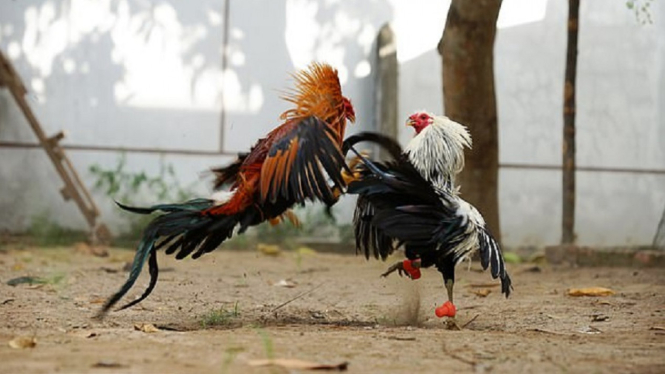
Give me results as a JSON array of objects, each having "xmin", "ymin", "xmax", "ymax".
[
  {"xmin": 343, "ymin": 112, "xmax": 511, "ymax": 324},
  {"xmin": 97, "ymin": 63, "xmax": 355, "ymax": 318}
]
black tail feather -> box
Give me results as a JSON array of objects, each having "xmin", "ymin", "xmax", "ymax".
[
  {"xmin": 96, "ymin": 232, "xmax": 157, "ymax": 318},
  {"xmin": 116, "ymin": 245, "xmax": 159, "ymax": 311},
  {"xmin": 211, "ymin": 152, "xmax": 249, "ymax": 190},
  {"xmin": 342, "ymin": 132, "xmax": 403, "ymax": 161},
  {"xmin": 96, "ymin": 198, "xmax": 241, "ymax": 318}
]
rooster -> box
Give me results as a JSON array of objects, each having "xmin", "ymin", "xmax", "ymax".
[
  {"xmin": 97, "ymin": 63, "xmax": 355, "ymax": 318},
  {"xmin": 343, "ymin": 112, "xmax": 511, "ymax": 324}
]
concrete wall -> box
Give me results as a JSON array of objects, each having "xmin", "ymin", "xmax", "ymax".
[{"xmin": 0, "ymin": 0, "xmax": 663, "ymax": 246}]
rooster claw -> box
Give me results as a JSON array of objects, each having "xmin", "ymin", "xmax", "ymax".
[
  {"xmin": 381, "ymin": 262, "xmax": 408, "ymax": 278},
  {"xmin": 381, "ymin": 259, "xmax": 421, "ymax": 279}
]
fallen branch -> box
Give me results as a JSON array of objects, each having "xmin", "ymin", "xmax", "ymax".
[
  {"xmin": 247, "ymin": 358, "xmax": 348, "ymax": 371},
  {"xmin": 386, "ymin": 336, "xmax": 416, "ymax": 341}
]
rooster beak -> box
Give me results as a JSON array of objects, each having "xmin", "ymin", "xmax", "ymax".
[{"xmin": 406, "ymin": 118, "xmax": 415, "ymax": 127}]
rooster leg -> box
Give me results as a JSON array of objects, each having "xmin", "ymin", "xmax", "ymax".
[
  {"xmin": 381, "ymin": 258, "xmax": 421, "ymax": 279},
  {"xmin": 445, "ymin": 279, "xmax": 454, "ymax": 304},
  {"xmin": 283, "ymin": 209, "xmax": 301, "ymax": 227},
  {"xmin": 443, "ymin": 279, "xmax": 462, "ymax": 330},
  {"xmin": 435, "ymin": 262, "xmax": 461, "ymax": 329},
  {"xmin": 438, "ymin": 279, "xmax": 462, "ymax": 330},
  {"xmin": 381, "ymin": 261, "xmax": 407, "ymax": 278}
]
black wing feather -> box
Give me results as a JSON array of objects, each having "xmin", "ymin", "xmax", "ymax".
[{"xmin": 262, "ymin": 116, "xmax": 348, "ymax": 207}]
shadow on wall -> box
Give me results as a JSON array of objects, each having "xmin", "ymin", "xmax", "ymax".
[
  {"xmin": 0, "ymin": 0, "xmax": 394, "ymax": 150},
  {"xmin": 222, "ymin": 0, "xmax": 394, "ymax": 154},
  {"xmin": 0, "ymin": 0, "xmax": 227, "ymax": 150},
  {"xmin": 0, "ymin": 0, "xmax": 395, "ymax": 232}
]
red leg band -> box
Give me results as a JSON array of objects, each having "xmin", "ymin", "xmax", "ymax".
[{"xmin": 402, "ymin": 259, "xmax": 421, "ymax": 280}]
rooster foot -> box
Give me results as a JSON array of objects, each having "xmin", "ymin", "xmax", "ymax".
[
  {"xmin": 381, "ymin": 259, "xmax": 421, "ymax": 279},
  {"xmin": 444, "ymin": 317, "xmax": 462, "ymax": 331},
  {"xmin": 381, "ymin": 261, "xmax": 407, "ymax": 278}
]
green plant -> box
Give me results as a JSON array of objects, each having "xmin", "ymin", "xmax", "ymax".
[
  {"xmin": 89, "ymin": 154, "xmax": 196, "ymax": 204},
  {"xmin": 626, "ymin": 0, "xmax": 654, "ymax": 24},
  {"xmin": 200, "ymin": 302, "xmax": 240, "ymax": 328},
  {"xmin": 89, "ymin": 155, "xmax": 196, "ymax": 243},
  {"xmin": 26, "ymin": 211, "xmax": 89, "ymax": 247}
]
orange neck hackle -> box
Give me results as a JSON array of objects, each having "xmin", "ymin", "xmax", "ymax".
[{"xmin": 279, "ymin": 63, "xmax": 354, "ymax": 142}]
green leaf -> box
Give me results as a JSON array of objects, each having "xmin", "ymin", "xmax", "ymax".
[{"xmin": 503, "ymin": 252, "xmax": 522, "ymax": 264}]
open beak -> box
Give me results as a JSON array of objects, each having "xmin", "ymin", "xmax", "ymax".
[{"xmin": 406, "ymin": 118, "xmax": 415, "ymax": 127}]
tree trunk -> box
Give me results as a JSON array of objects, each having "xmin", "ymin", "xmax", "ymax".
[
  {"xmin": 562, "ymin": 0, "xmax": 579, "ymax": 244},
  {"xmin": 375, "ymin": 23, "xmax": 398, "ymax": 161},
  {"xmin": 439, "ymin": 0, "xmax": 503, "ymax": 243}
]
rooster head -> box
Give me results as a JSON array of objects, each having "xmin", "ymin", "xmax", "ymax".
[
  {"xmin": 406, "ymin": 112, "xmax": 433, "ymax": 134},
  {"xmin": 343, "ymin": 97, "xmax": 356, "ymax": 123}
]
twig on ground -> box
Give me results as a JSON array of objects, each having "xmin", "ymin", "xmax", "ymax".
[
  {"xmin": 529, "ymin": 328, "xmax": 566, "ymax": 335},
  {"xmin": 462, "ymin": 314, "xmax": 480, "ymax": 329},
  {"xmin": 271, "ymin": 282, "xmax": 325, "ymax": 313}
]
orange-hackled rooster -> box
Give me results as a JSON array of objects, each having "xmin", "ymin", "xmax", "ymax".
[{"xmin": 97, "ymin": 63, "xmax": 355, "ymax": 318}]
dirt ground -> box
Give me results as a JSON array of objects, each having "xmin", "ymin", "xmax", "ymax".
[{"xmin": 1, "ymin": 245, "xmax": 664, "ymax": 374}]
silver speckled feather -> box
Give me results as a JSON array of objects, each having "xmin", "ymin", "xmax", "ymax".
[{"xmin": 404, "ymin": 114, "xmax": 471, "ymax": 192}]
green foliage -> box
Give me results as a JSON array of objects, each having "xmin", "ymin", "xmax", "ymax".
[
  {"xmin": 89, "ymin": 154, "xmax": 194, "ymax": 205},
  {"xmin": 503, "ymin": 251, "xmax": 523, "ymax": 264},
  {"xmin": 88, "ymin": 155, "xmax": 196, "ymax": 243},
  {"xmin": 200, "ymin": 302, "xmax": 240, "ymax": 328},
  {"xmin": 626, "ymin": 0, "xmax": 654, "ymax": 24},
  {"xmin": 26, "ymin": 211, "xmax": 89, "ymax": 247},
  {"xmin": 88, "ymin": 155, "xmax": 345, "ymax": 250}
]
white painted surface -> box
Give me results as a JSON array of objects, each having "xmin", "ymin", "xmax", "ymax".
[{"xmin": 0, "ymin": 0, "xmax": 663, "ymax": 246}]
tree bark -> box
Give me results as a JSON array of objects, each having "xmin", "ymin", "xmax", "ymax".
[
  {"xmin": 562, "ymin": 0, "xmax": 579, "ymax": 244},
  {"xmin": 375, "ymin": 23, "xmax": 398, "ymax": 161},
  {"xmin": 439, "ymin": 0, "xmax": 503, "ymax": 243}
]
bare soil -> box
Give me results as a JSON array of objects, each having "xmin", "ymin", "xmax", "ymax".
[{"xmin": 1, "ymin": 245, "xmax": 664, "ymax": 374}]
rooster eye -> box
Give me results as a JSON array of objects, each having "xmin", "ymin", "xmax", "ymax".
[{"xmin": 419, "ymin": 114, "xmax": 427, "ymax": 120}]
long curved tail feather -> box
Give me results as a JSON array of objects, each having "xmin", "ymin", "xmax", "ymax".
[
  {"xmin": 96, "ymin": 199, "xmax": 241, "ymax": 318},
  {"xmin": 342, "ymin": 132, "xmax": 403, "ymax": 161}
]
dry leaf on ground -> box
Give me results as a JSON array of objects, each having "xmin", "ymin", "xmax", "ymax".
[
  {"xmin": 133, "ymin": 323, "xmax": 160, "ymax": 333},
  {"xmin": 578, "ymin": 326, "xmax": 602, "ymax": 334},
  {"xmin": 471, "ymin": 289, "xmax": 492, "ymax": 297},
  {"xmin": 567, "ymin": 287, "xmax": 615, "ymax": 297},
  {"xmin": 247, "ymin": 358, "xmax": 348, "ymax": 371},
  {"xmin": 92, "ymin": 361, "xmax": 126, "ymax": 368},
  {"xmin": 466, "ymin": 283, "xmax": 500, "ymax": 288},
  {"xmin": 73, "ymin": 242, "xmax": 109, "ymax": 257},
  {"xmin": 273, "ymin": 279, "xmax": 297, "ymax": 288},
  {"xmin": 257, "ymin": 243, "xmax": 281, "ymax": 256},
  {"xmin": 6, "ymin": 276, "xmax": 43, "ymax": 286},
  {"xmin": 8, "ymin": 336, "xmax": 36, "ymax": 349}
]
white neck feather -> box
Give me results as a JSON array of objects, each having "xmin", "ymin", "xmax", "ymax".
[{"xmin": 404, "ymin": 115, "xmax": 472, "ymax": 192}]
